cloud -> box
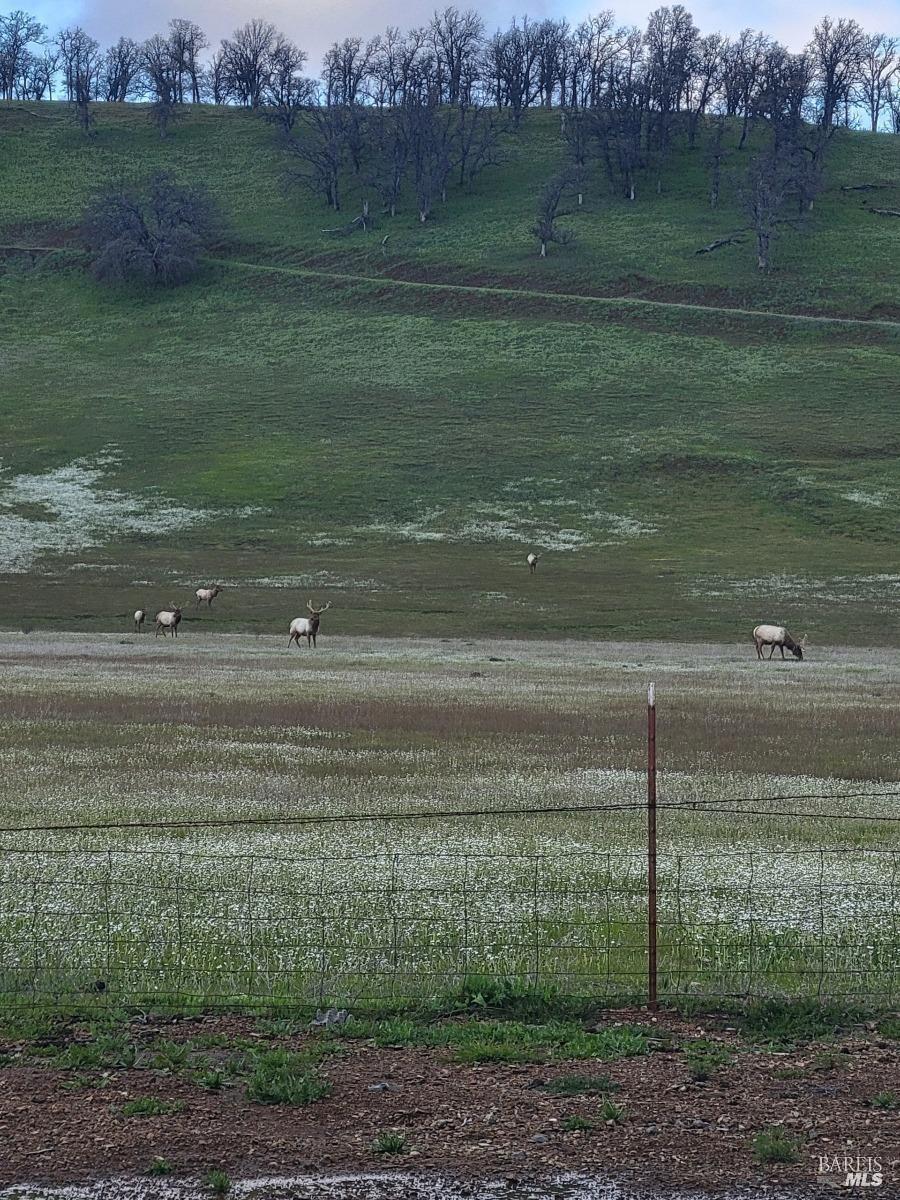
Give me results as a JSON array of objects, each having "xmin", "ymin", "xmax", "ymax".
[{"xmin": 27, "ymin": 0, "xmax": 900, "ymax": 66}]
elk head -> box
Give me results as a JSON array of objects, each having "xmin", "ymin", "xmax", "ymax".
[{"xmin": 307, "ymin": 600, "xmax": 331, "ymax": 619}]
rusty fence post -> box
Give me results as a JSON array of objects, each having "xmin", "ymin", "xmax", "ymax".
[{"xmin": 647, "ymin": 682, "xmax": 658, "ymax": 1011}]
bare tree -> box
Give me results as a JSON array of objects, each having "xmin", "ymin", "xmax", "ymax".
[
  {"xmin": 742, "ymin": 139, "xmax": 792, "ymax": 270},
  {"xmin": 484, "ymin": 18, "xmax": 541, "ymax": 125},
  {"xmin": 288, "ymin": 105, "xmax": 348, "ymax": 210},
  {"xmin": 531, "ymin": 170, "xmax": 575, "ymax": 256},
  {"xmin": 207, "ymin": 49, "xmax": 230, "ymax": 105},
  {"xmin": 687, "ymin": 33, "xmax": 725, "ymax": 146},
  {"xmin": 365, "ymin": 106, "xmax": 408, "ymax": 216},
  {"xmin": 168, "ymin": 18, "xmax": 207, "ymax": 104},
  {"xmin": 888, "ymin": 81, "xmax": 900, "ymax": 134},
  {"xmin": 83, "ymin": 173, "xmax": 220, "ymax": 286},
  {"xmin": 533, "ymin": 19, "xmax": 569, "ymax": 107},
  {"xmin": 561, "ymin": 109, "xmax": 589, "ymax": 204},
  {"xmin": 455, "ymin": 98, "xmax": 504, "ymax": 189},
  {"xmin": 263, "ymin": 35, "xmax": 311, "ymax": 132},
  {"xmin": 644, "ymin": 5, "xmax": 698, "ymax": 156},
  {"xmin": 142, "ymin": 34, "xmax": 178, "ymax": 138},
  {"xmin": 322, "ymin": 35, "xmax": 379, "ymax": 105},
  {"xmin": 221, "ymin": 18, "xmax": 277, "ymax": 108},
  {"xmin": 56, "ymin": 26, "xmax": 100, "ymax": 133},
  {"xmin": 808, "ymin": 16, "xmax": 865, "ymax": 128},
  {"xmin": 0, "ymin": 8, "xmax": 45, "ymax": 100},
  {"xmin": 101, "ymin": 37, "xmax": 140, "ymax": 102},
  {"xmin": 22, "ymin": 44, "xmax": 58, "ymax": 99},
  {"xmin": 706, "ymin": 113, "xmax": 726, "ymax": 207},
  {"xmin": 430, "ymin": 7, "xmax": 484, "ymax": 104},
  {"xmin": 857, "ymin": 34, "xmax": 897, "ymax": 131}
]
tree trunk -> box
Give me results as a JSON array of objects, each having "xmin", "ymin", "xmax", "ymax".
[
  {"xmin": 540, "ymin": 239, "xmax": 547, "ymax": 257},
  {"xmin": 756, "ymin": 231, "xmax": 769, "ymax": 271},
  {"xmin": 739, "ymin": 112, "xmax": 750, "ymax": 150}
]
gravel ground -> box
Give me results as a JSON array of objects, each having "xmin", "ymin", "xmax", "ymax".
[{"xmin": 0, "ymin": 1011, "xmax": 897, "ymax": 1198}]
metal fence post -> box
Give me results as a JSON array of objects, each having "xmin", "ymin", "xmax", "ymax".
[{"xmin": 647, "ymin": 682, "xmax": 658, "ymax": 1011}]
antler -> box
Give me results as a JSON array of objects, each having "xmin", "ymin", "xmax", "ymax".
[{"xmin": 307, "ymin": 599, "xmax": 331, "ymax": 615}]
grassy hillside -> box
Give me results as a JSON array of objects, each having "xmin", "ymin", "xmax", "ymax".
[{"xmin": 1, "ymin": 102, "xmax": 898, "ymax": 642}]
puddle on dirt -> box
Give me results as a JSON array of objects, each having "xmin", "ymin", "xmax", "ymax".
[{"xmin": 0, "ymin": 1173, "xmax": 815, "ymax": 1200}]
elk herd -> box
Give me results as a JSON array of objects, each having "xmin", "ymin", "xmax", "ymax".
[{"xmin": 131, "ymin": 558, "xmax": 808, "ymax": 660}]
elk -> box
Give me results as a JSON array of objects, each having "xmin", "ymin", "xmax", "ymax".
[
  {"xmin": 288, "ymin": 600, "xmax": 332, "ymax": 649},
  {"xmin": 155, "ymin": 606, "xmax": 183, "ymax": 637},
  {"xmin": 753, "ymin": 624, "xmax": 805, "ymax": 660},
  {"xmin": 195, "ymin": 585, "xmax": 222, "ymax": 608},
  {"xmin": 527, "ymin": 552, "xmax": 540, "ymax": 574},
  {"xmin": 133, "ymin": 609, "xmax": 145, "ymax": 633}
]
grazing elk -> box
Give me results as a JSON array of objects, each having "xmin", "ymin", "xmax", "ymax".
[
  {"xmin": 288, "ymin": 600, "xmax": 332, "ymax": 649},
  {"xmin": 195, "ymin": 585, "xmax": 222, "ymax": 608},
  {"xmin": 526, "ymin": 552, "xmax": 540, "ymax": 574},
  {"xmin": 155, "ymin": 606, "xmax": 183, "ymax": 638},
  {"xmin": 753, "ymin": 624, "xmax": 805, "ymax": 660},
  {"xmin": 133, "ymin": 609, "xmax": 145, "ymax": 633}
]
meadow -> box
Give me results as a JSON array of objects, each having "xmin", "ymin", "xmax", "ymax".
[
  {"xmin": 1, "ymin": 103, "xmax": 899, "ymax": 643},
  {"xmin": 0, "ymin": 631, "xmax": 897, "ymax": 1010}
]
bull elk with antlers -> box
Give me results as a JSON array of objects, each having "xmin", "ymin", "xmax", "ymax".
[{"xmin": 288, "ymin": 600, "xmax": 332, "ymax": 649}]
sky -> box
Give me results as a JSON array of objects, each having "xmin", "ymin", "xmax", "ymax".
[{"xmin": 24, "ymin": 0, "xmax": 900, "ymax": 70}]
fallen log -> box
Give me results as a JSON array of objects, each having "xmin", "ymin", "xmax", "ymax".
[
  {"xmin": 695, "ymin": 235, "xmax": 745, "ymax": 255},
  {"xmin": 840, "ymin": 183, "xmax": 888, "ymax": 192},
  {"xmin": 869, "ymin": 208, "xmax": 900, "ymax": 218}
]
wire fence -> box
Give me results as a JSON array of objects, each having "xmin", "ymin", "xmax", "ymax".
[{"xmin": 1, "ymin": 801, "xmax": 898, "ymax": 1010}]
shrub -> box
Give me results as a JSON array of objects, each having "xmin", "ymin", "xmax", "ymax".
[
  {"xmin": 562, "ymin": 1115, "xmax": 594, "ymax": 1131},
  {"xmin": 598, "ymin": 1097, "xmax": 626, "ymax": 1123},
  {"xmin": 373, "ymin": 1130, "xmax": 407, "ymax": 1155},
  {"xmin": 206, "ymin": 1169, "xmax": 231, "ymax": 1195},
  {"xmin": 82, "ymin": 172, "xmax": 220, "ymax": 287},
  {"xmin": 752, "ymin": 1127, "xmax": 800, "ymax": 1163}
]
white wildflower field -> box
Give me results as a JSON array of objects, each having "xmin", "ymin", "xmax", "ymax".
[{"xmin": 0, "ymin": 633, "xmax": 897, "ymax": 1010}]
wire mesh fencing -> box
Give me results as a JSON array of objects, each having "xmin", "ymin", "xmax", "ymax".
[{"xmin": 0, "ymin": 835, "xmax": 896, "ymax": 1009}]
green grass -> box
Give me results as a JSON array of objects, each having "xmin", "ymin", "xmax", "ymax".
[
  {"xmin": 0, "ymin": 633, "xmax": 897, "ymax": 1010},
  {"xmin": 0, "ymin": 104, "xmax": 899, "ymax": 642},
  {"xmin": 347, "ymin": 1016, "xmax": 653, "ymax": 1063},
  {"xmin": 752, "ymin": 1127, "xmax": 801, "ymax": 1164},
  {"xmin": 741, "ymin": 999, "xmax": 863, "ymax": 1046},
  {"xmin": 121, "ymin": 1096, "xmax": 186, "ymax": 1117},
  {"xmin": 684, "ymin": 1038, "xmax": 734, "ymax": 1080},
  {"xmin": 372, "ymin": 1130, "xmax": 408, "ymax": 1156},
  {"xmin": 540, "ymin": 1073, "xmax": 620, "ymax": 1096},
  {"xmin": 245, "ymin": 1049, "xmax": 331, "ymax": 1105},
  {"xmin": 562, "ymin": 1114, "xmax": 595, "ymax": 1131},
  {"xmin": 205, "ymin": 1169, "xmax": 231, "ymax": 1196},
  {"xmin": 598, "ymin": 1097, "xmax": 627, "ymax": 1123}
]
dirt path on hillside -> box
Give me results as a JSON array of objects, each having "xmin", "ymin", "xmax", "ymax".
[{"xmin": 209, "ymin": 256, "xmax": 900, "ymax": 333}]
